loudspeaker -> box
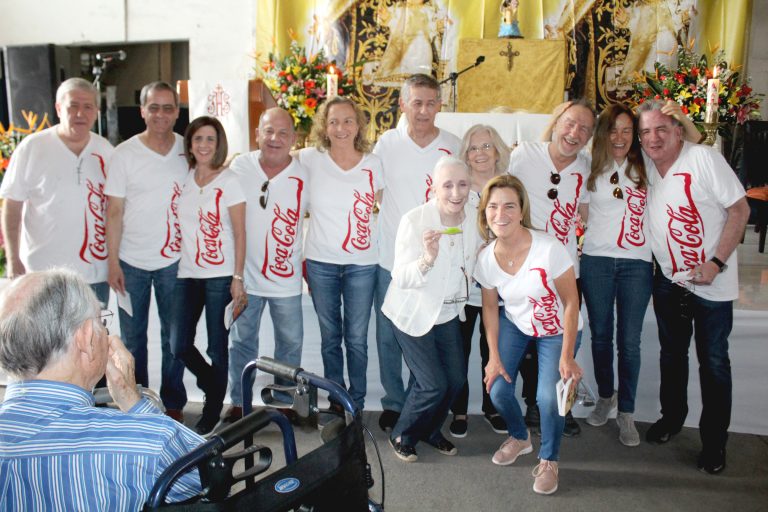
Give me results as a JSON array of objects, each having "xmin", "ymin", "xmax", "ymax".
[
  {"xmin": 0, "ymin": 50, "xmax": 9, "ymax": 127},
  {"xmin": 3, "ymin": 44, "xmax": 71, "ymax": 127}
]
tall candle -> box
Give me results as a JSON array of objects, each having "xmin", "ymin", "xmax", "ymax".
[
  {"xmin": 705, "ymin": 66, "xmax": 720, "ymax": 123},
  {"xmin": 326, "ymin": 66, "xmax": 338, "ymax": 99}
]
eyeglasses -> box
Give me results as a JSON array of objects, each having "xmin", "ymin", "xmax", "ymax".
[
  {"xmin": 610, "ymin": 171, "xmax": 623, "ymax": 199},
  {"xmin": 576, "ymin": 380, "xmax": 596, "ymax": 407},
  {"xmin": 99, "ymin": 309, "xmax": 114, "ymax": 332},
  {"xmin": 444, "ymin": 266, "xmax": 470, "ymax": 305},
  {"xmin": 468, "ymin": 142, "xmax": 494, "ymax": 154},
  {"xmin": 547, "ymin": 172, "xmax": 561, "ymax": 200},
  {"xmin": 259, "ymin": 180, "xmax": 270, "ymax": 209}
]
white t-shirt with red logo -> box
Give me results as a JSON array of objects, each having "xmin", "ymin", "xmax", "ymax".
[
  {"xmin": 373, "ymin": 124, "xmax": 461, "ymax": 271},
  {"xmin": 299, "ymin": 148, "xmax": 383, "ymax": 265},
  {"xmin": 508, "ymin": 141, "xmax": 589, "ymax": 277},
  {"xmin": 0, "ymin": 126, "xmax": 113, "ymax": 283},
  {"xmin": 104, "ymin": 134, "xmax": 189, "ymax": 270},
  {"xmin": 582, "ymin": 160, "xmax": 652, "ymax": 261},
  {"xmin": 177, "ymin": 169, "xmax": 245, "ymax": 279},
  {"xmin": 229, "ymin": 151, "xmax": 308, "ymax": 297},
  {"xmin": 646, "ymin": 141, "xmax": 745, "ymax": 301},
  {"xmin": 474, "ymin": 230, "xmax": 584, "ymax": 337}
]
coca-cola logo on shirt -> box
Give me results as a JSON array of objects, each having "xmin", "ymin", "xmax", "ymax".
[
  {"xmin": 195, "ymin": 188, "xmax": 225, "ymax": 267},
  {"xmin": 548, "ymin": 172, "xmax": 583, "ymax": 246},
  {"xmin": 665, "ymin": 172, "xmax": 705, "ymax": 272},
  {"xmin": 617, "ymin": 186, "xmax": 647, "ymax": 249},
  {"xmin": 161, "ymin": 181, "xmax": 183, "ymax": 258},
  {"xmin": 342, "ymin": 168, "xmax": 375, "ymax": 253},
  {"xmin": 528, "ymin": 267, "xmax": 562, "ymax": 337},
  {"xmin": 262, "ymin": 176, "xmax": 304, "ymax": 280},
  {"xmin": 80, "ymin": 153, "xmax": 108, "ymax": 263}
]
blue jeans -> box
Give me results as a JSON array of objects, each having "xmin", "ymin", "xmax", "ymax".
[
  {"xmin": 490, "ymin": 314, "xmax": 582, "ymax": 461},
  {"xmin": 652, "ymin": 270, "xmax": 732, "ymax": 453},
  {"xmin": 170, "ymin": 276, "xmax": 232, "ymax": 411},
  {"xmin": 374, "ymin": 265, "xmax": 408, "ymax": 411},
  {"xmin": 306, "ymin": 260, "xmax": 376, "ymax": 410},
  {"xmin": 228, "ymin": 294, "xmax": 303, "ymax": 406},
  {"xmin": 392, "ymin": 317, "xmax": 465, "ymax": 447},
  {"xmin": 90, "ymin": 282, "xmax": 110, "ymax": 308},
  {"xmin": 118, "ymin": 260, "xmax": 185, "ymax": 410},
  {"xmin": 581, "ymin": 255, "xmax": 652, "ymax": 413},
  {"xmin": 452, "ymin": 304, "xmax": 499, "ymax": 416}
]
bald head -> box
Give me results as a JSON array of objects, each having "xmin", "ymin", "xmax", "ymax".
[
  {"xmin": 258, "ymin": 107, "xmax": 296, "ymax": 167},
  {"xmin": 0, "ymin": 269, "xmax": 98, "ymax": 379}
]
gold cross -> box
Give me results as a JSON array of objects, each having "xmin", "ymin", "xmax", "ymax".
[{"xmin": 499, "ymin": 42, "xmax": 520, "ymax": 72}]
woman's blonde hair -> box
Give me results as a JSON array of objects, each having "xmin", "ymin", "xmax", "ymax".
[
  {"xmin": 477, "ymin": 174, "xmax": 533, "ymax": 242},
  {"xmin": 309, "ymin": 96, "xmax": 371, "ymax": 153},
  {"xmin": 459, "ymin": 124, "xmax": 510, "ymax": 176}
]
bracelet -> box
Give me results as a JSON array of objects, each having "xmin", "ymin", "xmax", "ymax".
[
  {"xmin": 233, "ymin": 274, "xmax": 244, "ymax": 282},
  {"xmin": 418, "ymin": 255, "xmax": 434, "ymax": 274}
]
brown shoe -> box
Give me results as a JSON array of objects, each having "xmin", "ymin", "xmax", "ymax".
[
  {"xmin": 492, "ymin": 431, "xmax": 533, "ymax": 466},
  {"xmin": 532, "ymin": 459, "xmax": 559, "ymax": 495},
  {"xmin": 165, "ymin": 409, "xmax": 184, "ymax": 423},
  {"xmin": 221, "ymin": 405, "xmax": 243, "ymax": 424}
]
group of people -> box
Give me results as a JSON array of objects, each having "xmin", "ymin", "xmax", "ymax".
[{"xmin": 0, "ymin": 69, "xmax": 749, "ymax": 505}]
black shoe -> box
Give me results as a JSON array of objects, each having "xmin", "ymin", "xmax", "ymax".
[
  {"xmin": 220, "ymin": 405, "xmax": 243, "ymax": 425},
  {"xmin": 563, "ymin": 411, "xmax": 581, "ymax": 437},
  {"xmin": 425, "ymin": 435, "xmax": 458, "ymax": 456},
  {"xmin": 389, "ymin": 436, "xmax": 418, "ymax": 462},
  {"xmin": 379, "ymin": 409, "xmax": 400, "ymax": 432},
  {"xmin": 697, "ymin": 449, "xmax": 726, "ymax": 474},
  {"xmin": 525, "ymin": 404, "xmax": 541, "ymax": 436},
  {"xmin": 449, "ymin": 416, "xmax": 468, "ymax": 438},
  {"xmin": 194, "ymin": 413, "xmax": 219, "ymax": 435},
  {"xmin": 484, "ymin": 413, "xmax": 507, "ymax": 434},
  {"xmin": 646, "ymin": 418, "xmax": 681, "ymax": 444}
]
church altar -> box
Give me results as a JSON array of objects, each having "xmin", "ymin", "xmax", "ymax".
[
  {"xmin": 456, "ymin": 38, "xmax": 567, "ymax": 114},
  {"xmin": 396, "ymin": 112, "xmax": 551, "ymax": 147}
]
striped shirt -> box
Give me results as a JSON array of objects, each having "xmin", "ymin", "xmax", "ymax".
[{"xmin": 0, "ymin": 380, "xmax": 203, "ymax": 511}]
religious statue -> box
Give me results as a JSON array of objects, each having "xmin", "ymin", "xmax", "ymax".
[
  {"xmin": 498, "ymin": 0, "xmax": 522, "ymax": 39},
  {"xmin": 376, "ymin": 0, "xmax": 449, "ymax": 83}
]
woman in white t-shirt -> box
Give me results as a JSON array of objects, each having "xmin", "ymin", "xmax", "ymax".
[
  {"xmin": 449, "ymin": 124, "xmax": 510, "ymax": 438},
  {"xmin": 474, "ymin": 175, "xmax": 582, "ymax": 495},
  {"xmin": 170, "ymin": 116, "xmax": 246, "ymax": 435},
  {"xmin": 297, "ymin": 97, "xmax": 383, "ymax": 410},
  {"xmin": 580, "ymin": 104, "xmax": 651, "ymax": 446}
]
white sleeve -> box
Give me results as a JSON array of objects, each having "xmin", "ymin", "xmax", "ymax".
[
  {"xmin": 104, "ymin": 152, "xmax": 128, "ymax": 198},
  {"xmin": 390, "ymin": 213, "xmax": 428, "ymax": 289}
]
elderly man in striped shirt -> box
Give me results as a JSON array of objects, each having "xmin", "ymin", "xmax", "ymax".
[{"xmin": 0, "ymin": 269, "xmax": 204, "ymax": 510}]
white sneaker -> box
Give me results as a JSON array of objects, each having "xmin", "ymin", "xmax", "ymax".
[
  {"xmin": 586, "ymin": 391, "xmax": 617, "ymax": 427},
  {"xmin": 617, "ymin": 412, "xmax": 640, "ymax": 446}
]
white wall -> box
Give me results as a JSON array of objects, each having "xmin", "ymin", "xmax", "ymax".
[{"xmin": 0, "ymin": 0, "xmax": 256, "ymax": 80}]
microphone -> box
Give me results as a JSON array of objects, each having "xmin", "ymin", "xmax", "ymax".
[
  {"xmin": 475, "ymin": 55, "xmax": 485, "ymax": 65},
  {"xmin": 96, "ymin": 50, "xmax": 127, "ymax": 62}
]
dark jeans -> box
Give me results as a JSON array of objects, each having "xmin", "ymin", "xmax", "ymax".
[
  {"xmin": 451, "ymin": 305, "xmax": 499, "ymax": 417},
  {"xmin": 652, "ymin": 270, "xmax": 733, "ymax": 452},
  {"xmin": 581, "ymin": 255, "xmax": 653, "ymax": 413},
  {"xmin": 392, "ymin": 317, "xmax": 465, "ymax": 447},
  {"xmin": 118, "ymin": 260, "xmax": 185, "ymax": 410},
  {"xmin": 170, "ymin": 276, "xmax": 232, "ymax": 413}
]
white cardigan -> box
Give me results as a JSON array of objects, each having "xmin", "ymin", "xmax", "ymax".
[{"xmin": 382, "ymin": 199, "xmax": 481, "ymax": 337}]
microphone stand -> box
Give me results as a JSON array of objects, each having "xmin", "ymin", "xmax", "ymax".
[{"xmin": 439, "ymin": 57, "xmax": 485, "ymax": 112}]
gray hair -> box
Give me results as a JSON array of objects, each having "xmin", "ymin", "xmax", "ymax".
[
  {"xmin": 0, "ymin": 269, "xmax": 99, "ymax": 379},
  {"xmin": 400, "ymin": 73, "xmax": 441, "ymax": 104},
  {"xmin": 637, "ymin": 99, "xmax": 683, "ymax": 128},
  {"xmin": 459, "ymin": 124, "xmax": 510, "ymax": 175},
  {"xmin": 433, "ymin": 155, "xmax": 470, "ymax": 179},
  {"xmin": 56, "ymin": 77, "xmax": 99, "ymax": 105},
  {"xmin": 140, "ymin": 81, "xmax": 179, "ymax": 107}
]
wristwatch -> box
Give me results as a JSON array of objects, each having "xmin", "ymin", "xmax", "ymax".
[{"xmin": 710, "ymin": 257, "xmax": 728, "ymax": 273}]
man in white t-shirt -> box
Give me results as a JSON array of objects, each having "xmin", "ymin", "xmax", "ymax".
[
  {"xmin": 508, "ymin": 99, "xmax": 595, "ymax": 438},
  {"xmin": 105, "ymin": 81, "xmax": 188, "ymax": 421},
  {"xmin": 0, "ymin": 78, "xmax": 113, "ymax": 306},
  {"xmin": 373, "ymin": 74, "xmax": 461, "ymax": 431},
  {"xmin": 638, "ymin": 100, "xmax": 749, "ymax": 474},
  {"xmin": 223, "ymin": 108, "xmax": 308, "ymax": 423}
]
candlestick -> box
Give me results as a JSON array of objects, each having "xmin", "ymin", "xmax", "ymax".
[
  {"xmin": 704, "ymin": 66, "xmax": 720, "ymax": 124},
  {"xmin": 326, "ymin": 66, "xmax": 338, "ymax": 99}
]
